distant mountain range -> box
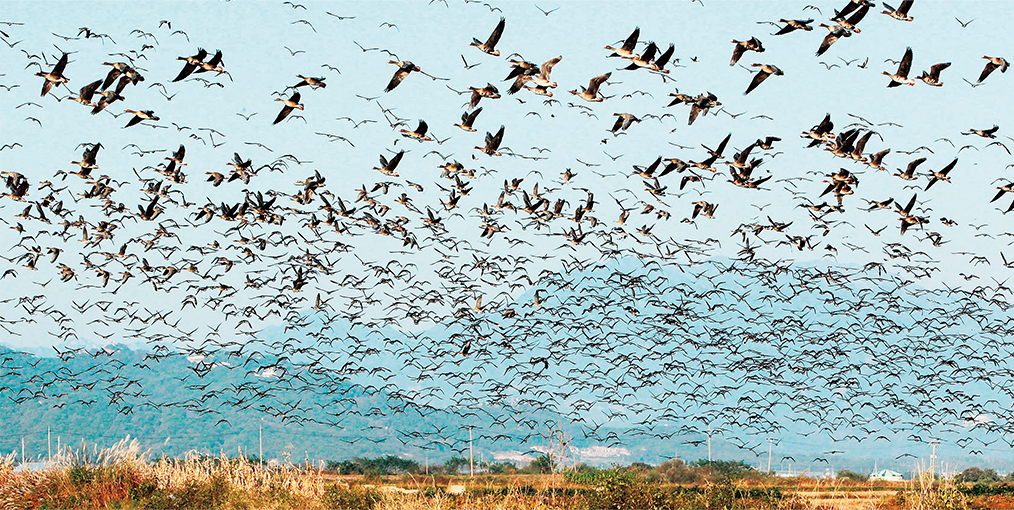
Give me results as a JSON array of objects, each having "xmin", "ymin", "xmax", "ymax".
[{"xmin": 2, "ymin": 344, "xmax": 1010, "ymax": 475}]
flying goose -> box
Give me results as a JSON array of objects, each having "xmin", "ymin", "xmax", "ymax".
[{"xmin": 471, "ymin": 17, "xmax": 505, "ymax": 56}]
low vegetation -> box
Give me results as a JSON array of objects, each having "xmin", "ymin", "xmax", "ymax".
[{"xmin": 2, "ymin": 439, "xmax": 1012, "ymax": 509}]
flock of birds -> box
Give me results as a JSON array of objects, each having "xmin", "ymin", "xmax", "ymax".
[{"xmin": 2, "ymin": 0, "xmax": 1014, "ymax": 458}]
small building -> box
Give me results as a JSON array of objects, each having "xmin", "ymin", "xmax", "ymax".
[
  {"xmin": 13, "ymin": 461, "xmax": 56, "ymax": 473},
  {"xmin": 870, "ymin": 469, "xmax": 904, "ymax": 482}
]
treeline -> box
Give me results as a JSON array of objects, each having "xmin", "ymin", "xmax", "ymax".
[
  {"xmin": 318, "ymin": 455, "xmax": 765, "ymax": 483},
  {"xmin": 565, "ymin": 460, "xmax": 766, "ymax": 485},
  {"xmin": 838, "ymin": 467, "xmax": 1014, "ymax": 484},
  {"xmin": 955, "ymin": 467, "xmax": 1014, "ymax": 484},
  {"xmin": 317, "ymin": 455, "xmax": 1014, "ymax": 487},
  {"xmin": 322, "ymin": 454, "xmax": 550, "ymax": 476}
]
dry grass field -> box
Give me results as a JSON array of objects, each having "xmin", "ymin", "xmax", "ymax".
[{"xmin": 1, "ymin": 438, "xmax": 1011, "ymax": 509}]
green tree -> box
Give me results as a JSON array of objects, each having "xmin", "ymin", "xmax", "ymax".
[
  {"xmin": 525, "ymin": 455, "xmax": 553, "ymax": 474},
  {"xmin": 956, "ymin": 467, "xmax": 1000, "ymax": 484},
  {"xmin": 689, "ymin": 459, "xmax": 755, "ymax": 479},
  {"xmin": 656, "ymin": 459, "xmax": 703, "ymax": 485},
  {"xmin": 486, "ymin": 461, "xmax": 517, "ymax": 474},
  {"xmin": 443, "ymin": 456, "xmax": 469, "ymax": 474},
  {"xmin": 837, "ymin": 469, "xmax": 868, "ymax": 482}
]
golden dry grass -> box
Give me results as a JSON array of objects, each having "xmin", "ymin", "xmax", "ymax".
[{"xmin": 1, "ymin": 439, "xmax": 1008, "ymax": 510}]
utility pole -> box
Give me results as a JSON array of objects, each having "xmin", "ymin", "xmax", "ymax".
[
  {"xmin": 259, "ymin": 423, "xmax": 264, "ymax": 469},
  {"xmin": 469, "ymin": 427, "xmax": 474, "ymax": 477},
  {"xmin": 930, "ymin": 442, "xmax": 937, "ymax": 479},
  {"xmin": 707, "ymin": 424, "xmax": 712, "ymax": 463},
  {"xmin": 48, "ymin": 427, "xmax": 52, "ymax": 462},
  {"xmin": 21, "ymin": 437, "xmax": 25, "ymax": 464},
  {"xmin": 767, "ymin": 438, "xmax": 773, "ymax": 473}
]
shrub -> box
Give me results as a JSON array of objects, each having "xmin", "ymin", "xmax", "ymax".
[
  {"xmin": 689, "ymin": 459, "xmax": 756, "ymax": 480},
  {"xmin": 523, "ymin": 455, "xmax": 554, "ymax": 474},
  {"xmin": 584, "ymin": 471, "xmax": 668, "ymax": 510},
  {"xmin": 486, "ymin": 461, "xmax": 518, "ymax": 474},
  {"xmin": 837, "ymin": 469, "xmax": 869, "ymax": 482},
  {"xmin": 68, "ymin": 465, "xmax": 95, "ymax": 487},
  {"xmin": 322, "ymin": 484, "xmax": 382, "ymax": 510},
  {"xmin": 957, "ymin": 467, "xmax": 1001, "ymax": 484}
]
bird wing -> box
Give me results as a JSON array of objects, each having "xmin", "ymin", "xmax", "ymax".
[
  {"xmin": 817, "ymin": 32, "xmax": 840, "ymax": 56},
  {"xmin": 610, "ymin": 116, "xmax": 624, "ymax": 133},
  {"xmin": 508, "ymin": 74, "xmax": 528, "ymax": 94},
  {"xmin": 172, "ymin": 63, "xmax": 198, "ymax": 82},
  {"xmin": 80, "ymin": 79, "xmax": 102, "ymax": 101},
  {"xmin": 466, "ymin": 107, "xmax": 482, "ymax": 124},
  {"xmin": 639, "ymin": 42, "xmax": 658, "ymax": 62},
  {"xmin": 903, "ymin": 193, "xmax": 917, "ymax": 213},
  {"xmin": 930, "ymin": 62, "xmax": 951, "ymax": 79},
  {"xmin": 835, "ymin": 2, "xmax": 860, "ymax": 20},
  {"xmin": 389, "ymin": 150, "xmax": 405, "ymax": 170},
  {"xmin": 102, "ymin": 67, "xmax": 122, "ymax": 90},
  {"xmin": 491, "ymin": 125, "xmax": 505, "ymax": 149},
  {"xmin": 688, "ymin": 104, "xmax": 703, "ymax": 125},
  {"xmin": 85, "ymin": 143, "xmax": 101, "ymax": 162},
  {"xmin": 587, "ymin": 72, "xmax": 611, "ymax": 95},
  {"xmin": 484, "ymin": 17, "xmax": 505, "ymax": 48},
  {"xmin": 898, "ymin": 47, "xmax": 913, "ymax": 77},
  {"xmin": 773, "ymin": 24, "xmax": 796, "ymax": 36},
  {"xmin": 730, "ymin": 44, "xmax": 747, "ymax": 66},
  {"xmin": 52, "ymin": 53, "xmax": 69, "ymax": 76},
  {"xmin": 715, "ymin": 133, "xmax": 732, "ymax": 156},
  {"xmin": 939, "ymin": 158, "xmax": 958, "ymax": 175},
  {"xmin": 817, "ymin": 113, "xmax": 834, "ymax": 134},
  {"xmin": 621, "ymin": 27, "xmax": 640, "ymax": 52},
  {"xmin": 385, "ymin": 69, "xmax": 408, "ymax": 92},
  {"xmin": 853, "ymin": 131, "xmax": 873, "ymax": 154},
  {"xmin": 206, "ymin": 50, "xmax": 224, "ymax": 67},
  {"xmin": 906, "ymin": 157, "xmax": 926, "ymax": 175},
  {"xmin": 978, "ymin": 61, "xmax": 998, "ymax": 82},
  {"xmin": 540, "ymin": 56, "xmax": 562, "ymax": 78},
  {"xmin": 654, "ymin": 44, "xmax": 675, "ymax": 68},
  {"xmin": 992, "ymin": 188, "xmax": 1008, "ymax": 203},
  {"xmin": 744, "ymin": 69, "xmax": 770, "ymax": 95},
  {"xmin": 847, "ymin": 3, "xmax": 871, "ymax": 26}
]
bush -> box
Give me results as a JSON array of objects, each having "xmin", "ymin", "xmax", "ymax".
[
  {"xmin": 957, "ymin": 467, "xmax": 1001, "ymax": 484},
  {"xmin": 68, "ymin": 465, "xmax": 95, "ymax": 487},
  {"xmin": 322, "ymin": 484, "xmax": 382, "ymax": 510},
  {"xmin": 171, "ymin": 474, "xmax": 231, "ymax": 508},
  {"xmin": 326, "ymin": 455, "xmax": 420, "ymax": 475},
  {"xmin": 657, "ymin": 460, "xmax": 704, "ymax": 485},
  {"xmin": 584, "ymin": 471, "xmax": 668, "ymax": 510},
  {"xmin": 689, "ymin": 460, "xmax": 756, "ymax": 480},
  {"xmin": 521, "ymin": 455, "xmax": 554, "ymax": 474},
  {"xmin": 837, "ymin": 469, "xmax": 869, "ymax": 482},
  {"xmin": 486, "ymin": 461, "xmax": 518, "ymax": 474},
  {"xmin": 565, "ymin": 466, "xmax": 617, "ymax": 485},
  {"xmin": 442, "ymin": 456, "xmax": 469, "ymax": 474}
]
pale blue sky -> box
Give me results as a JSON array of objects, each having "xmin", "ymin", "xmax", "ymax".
[{"xmin": 1, "ymin": 0, "xmax": 1013, "ymax": 469}]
